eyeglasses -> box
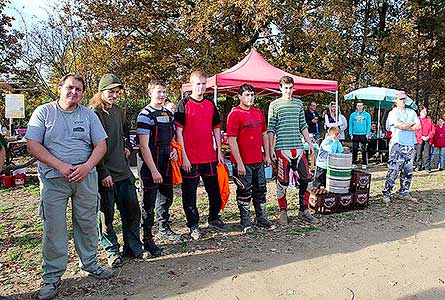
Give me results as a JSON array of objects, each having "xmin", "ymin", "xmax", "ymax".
[{"xmin": 398, "ymin": 98, "xmax": 406, "ymax": 100}]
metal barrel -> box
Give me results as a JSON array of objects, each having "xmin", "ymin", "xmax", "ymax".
[{"xmin": 326, "ymin": 153, "xmax": 352, "ymax": 194}]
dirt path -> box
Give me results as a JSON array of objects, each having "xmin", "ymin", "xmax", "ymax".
[{"xmin": 2, "ymin": 166, "xmax": 445, "ymax": 300}]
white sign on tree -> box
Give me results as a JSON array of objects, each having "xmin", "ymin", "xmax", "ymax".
[{"xmin": 5, "ymin": 94, "xmax": 25, "ymax": 119}]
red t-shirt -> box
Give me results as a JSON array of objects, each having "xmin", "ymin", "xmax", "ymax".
[
  {"xmin": 226, "ymin": 106, "xmax": 266, "ymax": 164},
  {"xmin": 174, "ymin": 97, "xmax": 221, "ymax": 164}
]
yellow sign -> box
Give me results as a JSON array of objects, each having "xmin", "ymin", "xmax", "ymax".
[{"xmin": 5, "ymin": 94, "xmax": 25, "ymax": 119}]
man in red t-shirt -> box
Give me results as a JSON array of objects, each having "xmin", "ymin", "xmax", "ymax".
[
  {"xmin": 174, "ymin": 71, "xmax": 226, "ymax": 240},
  {"xmin": 226, "ymin": 84, "xmax": 274, "ymax": 233}
]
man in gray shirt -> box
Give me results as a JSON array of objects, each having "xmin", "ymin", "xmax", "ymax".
[{"xmin": 25, "ymin": 74, "xmax": 113, "ymax": 300}]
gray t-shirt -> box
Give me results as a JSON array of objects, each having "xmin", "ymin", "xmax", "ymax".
[{"xmin": 25, "ymin": 101, "xmax": 108, "ymax": 178}]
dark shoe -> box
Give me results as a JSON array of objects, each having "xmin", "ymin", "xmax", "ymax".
[
  {"xmin": 254, "ymin": 217, "xmax": 276, "ymax": 230},
  {"xmin": 208, "ymin": 219, "xmax": 227, "ymax": 232},
  {"xmin": 190, "ymin": 225, "xmax": 201, "ymax": 240},
  {"xmin": 253, "ymin": 202, "xmax": 275, "ymax": 230},
  {"xmin": 156, "ymin": 228, "xmax": 182, "ymax": 242},
  {"xmin": 298, "ymin": 209, "xmax": 318, "ymax": 224},
  {"xmin": 144, "ymin": 239, "xmax": 163, "ymax": 257},
  {"xmin": 107, "ymin": 254, "xmax": 123, "ymax": 268},
  {"xmin": 38, "ymin": 281, "xmax": 61, "ymax": 300},
  {"xmin": 80, "ymin": 265, "xmax": 113, "ymax": 279},
  {"xmin": 426, "ymin": 168, "xmax": 432, "ymax": 173}
]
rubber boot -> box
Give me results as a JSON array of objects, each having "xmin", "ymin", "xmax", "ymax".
[
  {"xmin": 253, "ymin": 202, "xmax": 275, "ymax": 229},
  {"xmin": 237, "ymin": 200, "xmax": 252, "ymax": 232}
]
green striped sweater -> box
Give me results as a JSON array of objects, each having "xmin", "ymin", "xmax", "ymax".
[{"xmin": 267, "ymin": 98, "xmax": 308, "ymax": 150}]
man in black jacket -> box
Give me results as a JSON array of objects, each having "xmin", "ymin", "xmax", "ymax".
[{"xmin": 305, "ymin": 101, "xmax": 320, "ymax": 141}]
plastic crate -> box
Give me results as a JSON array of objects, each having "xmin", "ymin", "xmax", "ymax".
[
  {"xmin": 313, "ymin": 192, "xmax": 338, "ymax": 214},
  {"xmin": 350, "ymin": 169, "xmax": 371, "ymax": 192},
  {"xmin": 353, "ymin": 190, "xmax": 369, "ymax": 209},
  {"xmin": 337, "ymin": 193, "xmax": 354, "ymax": 211}
]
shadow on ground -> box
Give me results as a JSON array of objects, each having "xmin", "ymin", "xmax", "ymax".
[{"xmin": 3, "ymin": 167, "xmax": 445, "ymax": 300}]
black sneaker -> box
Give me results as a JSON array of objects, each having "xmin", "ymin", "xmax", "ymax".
[
  {"xmin": 144, "ymin": 239, "xmax": 163, "ymax": 257},
  {"xmin": 298, "ymin": 209, "xmax": 319, "ymax": 224},
  {"xmin": 208, "ymin": 219, "xmax": 228, "ymax": 232},
  {"xmin": 156, "ymin": 228, "xmax": 182, "ymax": 242},
  {"xmin": 254, "ymin": 218, "xmax": 276, "ymax": 230}
]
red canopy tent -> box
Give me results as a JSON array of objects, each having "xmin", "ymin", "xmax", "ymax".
[{"xmin": 181, "ymin": 49, "xmax": 338, "ymax": 97}]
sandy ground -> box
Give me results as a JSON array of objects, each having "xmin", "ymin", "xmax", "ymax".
[{"xmin": 2, "ymin": 165, "xmax": 445, "ymax": 300}]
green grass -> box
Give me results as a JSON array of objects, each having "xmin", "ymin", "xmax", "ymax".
[
  {"xmin": 13, "ymin": 234, "xmax": 41, "ymax": 249},
  {"xmin": 22, "ymin": 184, "xmax": 41, "ymax": 197},
  {"xmin": 7, "ymin": 247, "xmax": 23, "ymax": 262}
]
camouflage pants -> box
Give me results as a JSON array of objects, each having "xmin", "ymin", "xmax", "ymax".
[{"xmin": 383, "ymin": 143, "xmax": 414, "ymax": 197}]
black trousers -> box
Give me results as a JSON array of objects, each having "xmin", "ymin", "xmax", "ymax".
[
  {"xmin": 415, "ymin": 141, "xmax": 431, "ymax": 170},
  {"xmin": 181, "ymin": 162, "xmax": 222, "ymax": 228},
  {"xmin": 232, "ymin": 161, "xmax": 266, "ymax": 205},
  {"xmin": 312, "ymin": 167, "xmax": 326, "ymax": 189},
  {"xmin": 98, "ymin": 177, "xmax": 143, "ymax": 257},
  {"xmin": 139, "ymin": 145, "xmax": 173, "ymax": 242},
  {"xmin": 352, "ymin": 134, "xmax": 368, "ymax": 165},
  {"xmin": 141, "ymin": 184, "xmax": 173, "ymax": 242}
]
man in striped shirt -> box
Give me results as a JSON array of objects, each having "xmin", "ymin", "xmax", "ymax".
[{"xmin": 267, "ymin": 76, "xmax": 316, "ymax": 225}]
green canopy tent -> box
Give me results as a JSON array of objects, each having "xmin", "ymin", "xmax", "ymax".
[{"xmin": 344, "ymin": 86, "xmax": 417, "ymax": 110}]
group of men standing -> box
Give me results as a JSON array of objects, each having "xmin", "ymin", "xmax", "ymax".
[
  {"xmin": 25, "ymin": 71, "xmax": 425, "ymax": 300},
  {"xmin": 25, "ymin": 72, "xmax": 322, "ymax": 299}
]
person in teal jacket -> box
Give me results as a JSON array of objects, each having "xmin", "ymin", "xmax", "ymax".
[{"xmin": 348, "ymin": 100, "xmax": 371, "ymax": 169}]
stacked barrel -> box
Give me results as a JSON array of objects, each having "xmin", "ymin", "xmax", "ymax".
[{"xmin": 311, "ymin": 153, "xmax": 371, "ymax": 214}]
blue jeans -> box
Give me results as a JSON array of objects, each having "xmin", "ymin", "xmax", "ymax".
[{"xmin": 430, "ymin": 147, "xmax": 444, "ymax": 169}]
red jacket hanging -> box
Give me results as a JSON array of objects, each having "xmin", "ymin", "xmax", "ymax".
[{"xmin": 432, "ymin": 125, "xmax": 445, "ymax": 148}]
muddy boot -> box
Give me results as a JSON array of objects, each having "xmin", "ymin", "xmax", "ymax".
[
  {"xmin": 237, "ymin": 200, "xmax": 252, "ymax": 233},
  {"xmin": 253, "ymin": 202, "xmax": 276, "ymax": 230},
  {"xmin": 278, "ymin": 209, "xmax": 288, "ymax": 225},
  {"xmin": 143, "ymin": 239, "xmax": 162, "ymax": 257}
]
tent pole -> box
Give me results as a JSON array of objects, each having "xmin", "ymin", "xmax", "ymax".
[
  {"xmin": 377, "ymin": 102, "xmax": 381, "ymax": 151},
  {"xmin": 335, "ymin": 91, "xmax": 339, "ymax": 122},
  {"xmin": 214, "ymin": 86, "xmax": 217, "ymax": 105}
]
